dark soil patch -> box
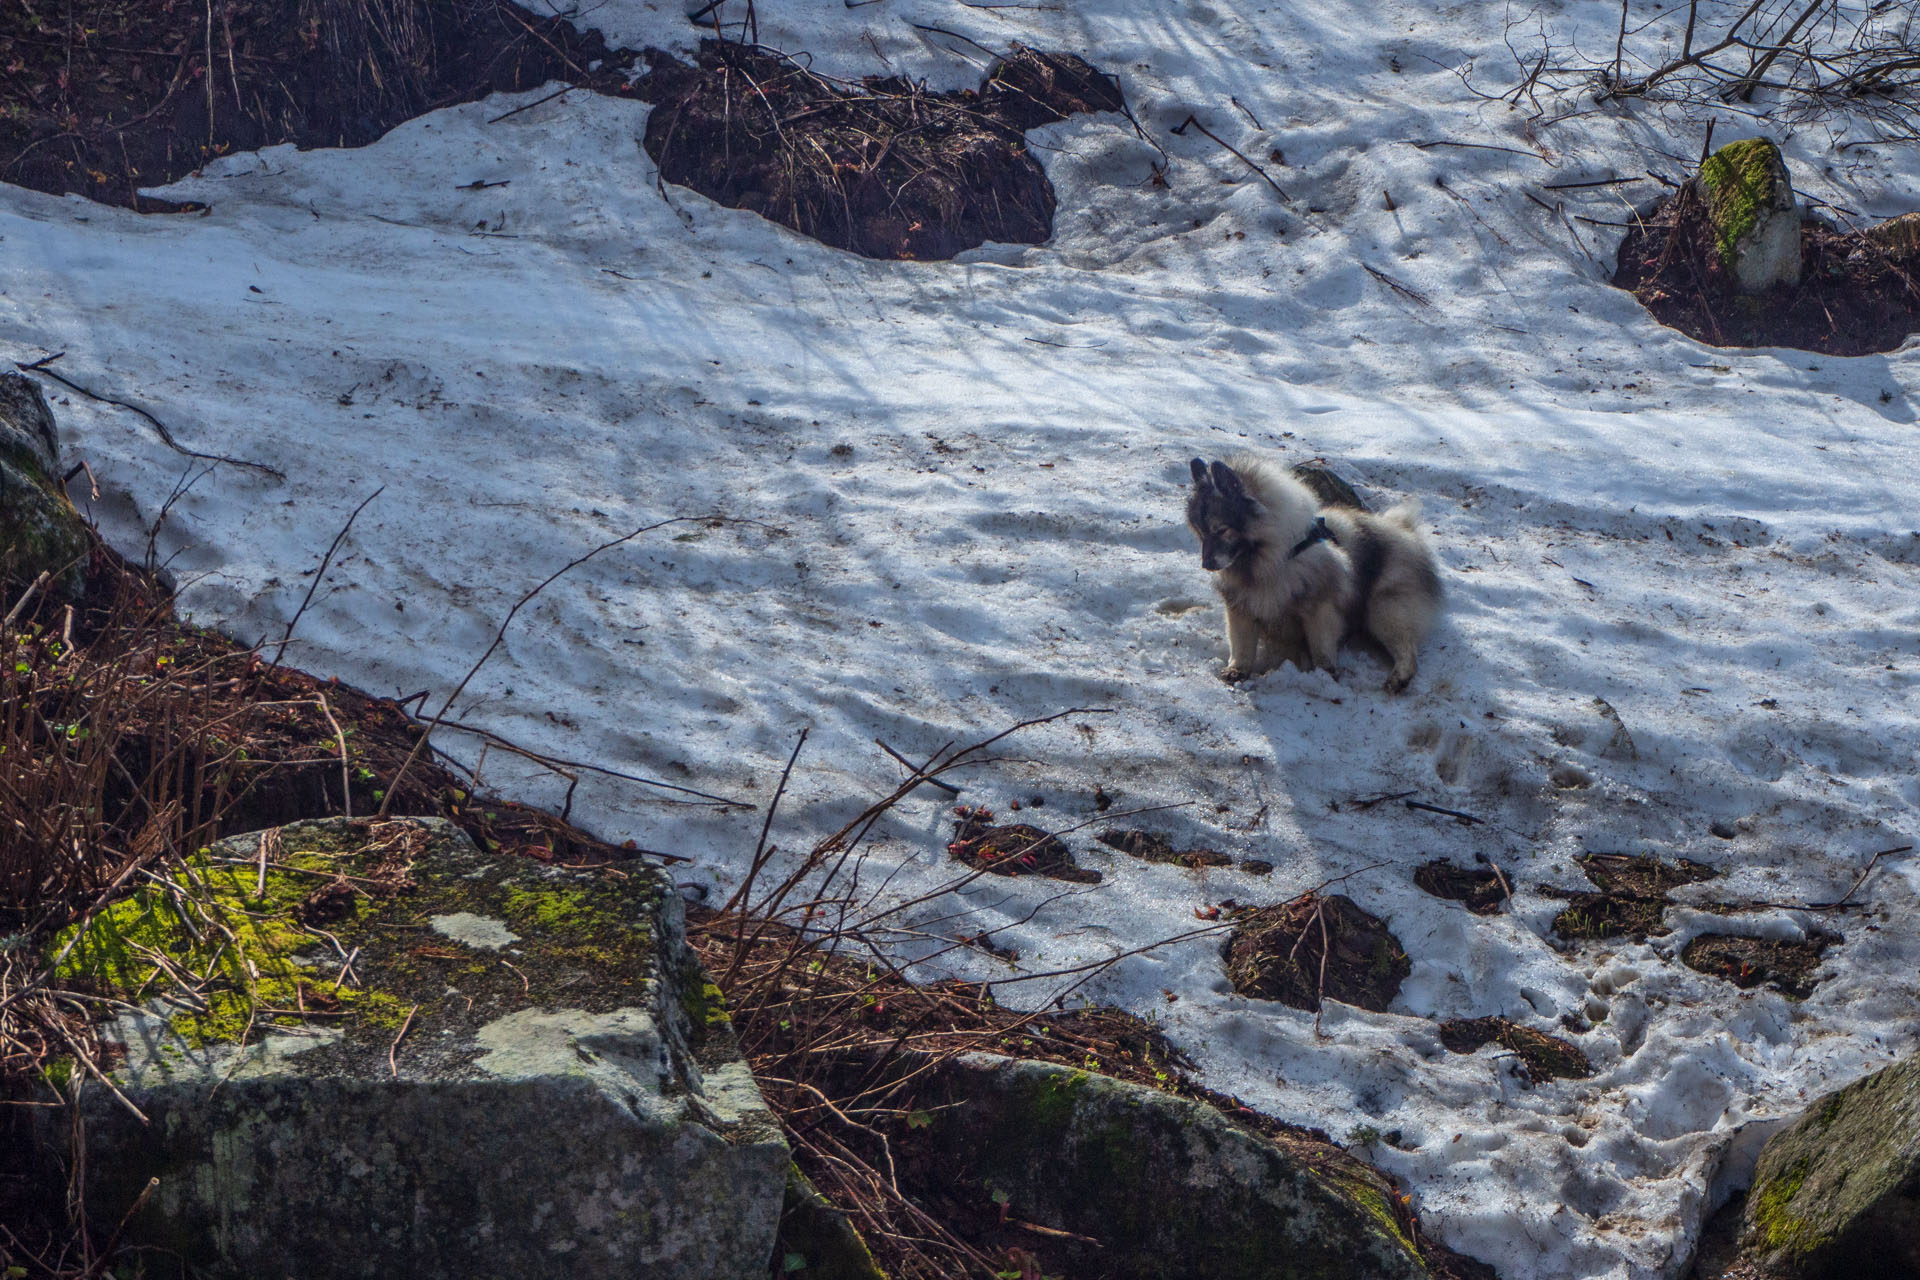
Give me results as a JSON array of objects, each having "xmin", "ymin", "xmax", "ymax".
[
  {"xmin": 1224, "ymin": 893, "xmax": 1409, "ymax": 1013},
  {"xmin": 1682, "ymin": 931, "xmax": 1839, "ymax": 999},
  {"xmin": 1414, "ymin": 859, "xmax": 1507, "ymax": 915},
  {"xmin": 1579, "ymin": 852, "xmax": 1717, "ymax": 896},
  {"xmin": 1547, "ymin": 853, "xmax": 1717, "ymax": 943},
  {"xmin": 0, "ymin": 0, "xmax": 636, "ymax": 211},
  {"xmin": 635, "ymin": 41, "xmax": 1124, "ymax": 260},
  {"xmin": 1438, "ymin": 1016, "xmax": 1592, "ymax": 1084},
  {"xmin": 1095, "ymin": 827, "xmax": 1231, "ymax": 869},
  {"xmin": 1614, "ymin": 186, "xmax": 1920, "ymax": 355},
  {"xmin": 1548, "ymin": 892, "xmax": 1671, "ymax": 942},
  {"xmin": 950, "ymin": 806, "xmax": 1101, "ymax": 883}
]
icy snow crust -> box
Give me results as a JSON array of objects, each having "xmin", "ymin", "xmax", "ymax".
[{"xmin": 3, "ymin": 0, "xmax": 1918, "ymax": 1275}]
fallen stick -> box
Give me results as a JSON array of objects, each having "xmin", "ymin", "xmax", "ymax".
[
  {"xmin": 1406, "ymin": 799, "xmax": 1484, "ymax": 825},
  {"xmin": 317, "ymin": 692, "xmax": 352, "ymax": 820},
  {"xmin": 487, "ymin": 87, "xmax": 573, "ymax": 124},
  {"xmin": 1171, "ymin": 113, "xmax": 1291, "ymax": 201},
  {"xmin": 17, "ymin": 354, "xmax": 283, "ymax": 480},
  {"xmin": 1363, "ymin": 263, "xmax": 1433, "ymax": 307},
  {"xmin": 875, "ymin": 738, "xmax": 961, "ymax": 795},
  {"xmin": 1348, "ymin": 789, "xmax": 1417, "ymax": 811}
]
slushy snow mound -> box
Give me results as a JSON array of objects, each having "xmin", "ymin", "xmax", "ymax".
[{"xmin": 2, "ymin": 1, "xmax": 1916, "ymax": 1276}]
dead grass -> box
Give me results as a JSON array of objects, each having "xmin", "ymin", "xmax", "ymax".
[
  {"xmin": 636, "ymin": 40, "xmax": 1124, "ymax": 260},
  {"xmin": 0, "ymin": 0, "xmax": 635, "ymax": 209}
]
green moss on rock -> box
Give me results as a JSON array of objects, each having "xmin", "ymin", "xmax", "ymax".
[
  {"xmin": 1699, "ymin": 140, "xmax": 1777, "ymax": 264},
  {"xmin": 1695, "ymin": 138, "xmax": 1802, "ymax": 293},
  {"xmin": 1749, "ymin": 1156, "xmax": 1825, "ymax": 1258},
  {"xmin": 1738, "ymin": 1052, "xmax": 1920, "ymax": 1277},
  {"xmin": 33, "ymin": 818, "xmax": 789, "ymax": 1280},
  {"xmin": 50, "ymin": 817, "xmax": 678, "ymax": 1065}
]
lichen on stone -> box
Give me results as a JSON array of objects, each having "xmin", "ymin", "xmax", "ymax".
[{"xmin": 1748, "ymin": 1155, "xmax": 1826, "ymax": 1259}]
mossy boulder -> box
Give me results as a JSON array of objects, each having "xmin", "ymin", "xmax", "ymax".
[
  {"xmin": 1694, "ymin": 138, "xmax": 1802, "ymax": 294},
  {"xmin": 0, "ymin": 371, "xmax": 88, "ymax": 595},
  {"xmin": 893, "ymin": 1053, "xmax": 1444, "ymax": 1279},
  {"xmin": 31, "ymin": 817, "xmax": 786, "ymax": 1280},
  {"xmin": 1734, "ymin": 1052, "xmax": 1920, "ymax": 1277}
]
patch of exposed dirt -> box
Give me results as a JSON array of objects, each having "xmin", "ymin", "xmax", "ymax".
[
  {"xmin": 1438, "ymin": 1016, "xmax": 1592, "ymax": 1084},
  {"xmin": 1224, "ymin": 893, "xmax": 1409, "ymax": 1013},
  {"xmin": 0, "ymin": 0, "xmax": 635, "ymax": 211},
  {"xmin": 1681, "ymin": 931, "xmax": 1840, "ymax": 999},
  {"xmin": 1095, "ymin": 827, "xmax": 1232, "ymax": 869},
  {"xmin": 1547, "ymin": 853, "xmax": 1717, "ymax": 943},
  {"xmin": 1614, "ymin": 186, "xmax": 1920, "ymax": 356},
  {"xmin": 635, "ymin": 41, "xmax": 1124, "ymax": 260},
  {"xmin": 1580, "ymin": 853, "xmax": 1718, "ymax": 896},
  {"xmin": 1414, "ymin": 859, "xmax": 1507, "ymax": 915},
  {"xmin": 950, "ymin": 806, "xmax": 1102, "ymax": 883}
]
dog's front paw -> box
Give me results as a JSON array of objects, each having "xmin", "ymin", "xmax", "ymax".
[
  {"xmin": 1384, "ymin": 671, "xmax": 1412, "ymax": 695},
  {"xmin": 1219, "ymin": 665, "xmax": 1250, "ymax": 684}
]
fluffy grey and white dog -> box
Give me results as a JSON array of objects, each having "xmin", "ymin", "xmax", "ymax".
[{"xmin": 1185, "ymin": 454, "xmax": 1441, "ymax": 692}]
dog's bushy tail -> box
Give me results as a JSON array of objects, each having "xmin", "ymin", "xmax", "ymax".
[{"xmin": 1382, "ymin": 498, "xmax": 1423, "ymax": 531}]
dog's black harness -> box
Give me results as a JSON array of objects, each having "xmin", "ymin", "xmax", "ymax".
[{"xmin": 1288, "ymin": 516, "xmax": 1336, "ymax": 559}]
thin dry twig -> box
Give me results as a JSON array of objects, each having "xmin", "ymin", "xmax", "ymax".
[
  {"xmin": 16, "ymin": 354, "xmax": 283, "ymax": 480},
  {"xmin": 1170, "ymin": 113, "xmax": 1292, "ymax": 201},
  {"xmin": 387, "ymin": 1002, "xmax": 419, "ymax": 1078},
  {"xmin": 378, "ymin": 516, "xmax": 727, "ymax": 818},
  {"xmin": 272, "ymin": 485, "xmax": 384, "ymax": 665},
  {"xmin": 316, "ymin": 693, "xmax": 352, "ymax": 821}
]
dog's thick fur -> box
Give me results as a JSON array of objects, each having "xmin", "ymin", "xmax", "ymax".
[{"xmin": 1185, "ymin": 454, "xmax": 1441, "ymax": 692}]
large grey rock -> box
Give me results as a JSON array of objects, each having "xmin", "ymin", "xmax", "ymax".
[
  {"xmin": 35, "ymin": 818, "xmax": 786, "ymax": 1280},
  {"xmin": 899, "ymin": 1052, "xmax": 1450, "ymax": 1279},
  {"xmin": 1695, "ymin": 138, "xmax": 1802, "ymax": 294},
  {"xmin": 1735, "ymin": 1052, "xmax": 1920, "ymax": 1277},
  {"xmin": 0, "ymin": 371, "xmax": 88, "ymax": 593}
]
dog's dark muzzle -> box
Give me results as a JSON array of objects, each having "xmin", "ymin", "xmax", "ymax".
[{"xmin": 1200, "ymin": 538, "xmax": 1244, "ymax": 572}]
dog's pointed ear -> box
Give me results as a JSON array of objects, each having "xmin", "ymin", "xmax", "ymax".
[
  {"xmin": 1189, "ymin": 457, "xmax": 1210, "ymax": 487},
  {"xmin": 1209, "ymin": 460, "xmax": 1245, "ymax": 499}
]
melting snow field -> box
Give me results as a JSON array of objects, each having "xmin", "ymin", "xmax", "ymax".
[{"xmin": 4, "ymin": 0, "xmax": 1918, "ymax": 1275}]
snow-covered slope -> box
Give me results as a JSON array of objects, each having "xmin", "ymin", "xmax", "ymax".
[{"xmin": 2, "ymin": 1, "xmax": 1916, "ymax": 1275}]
